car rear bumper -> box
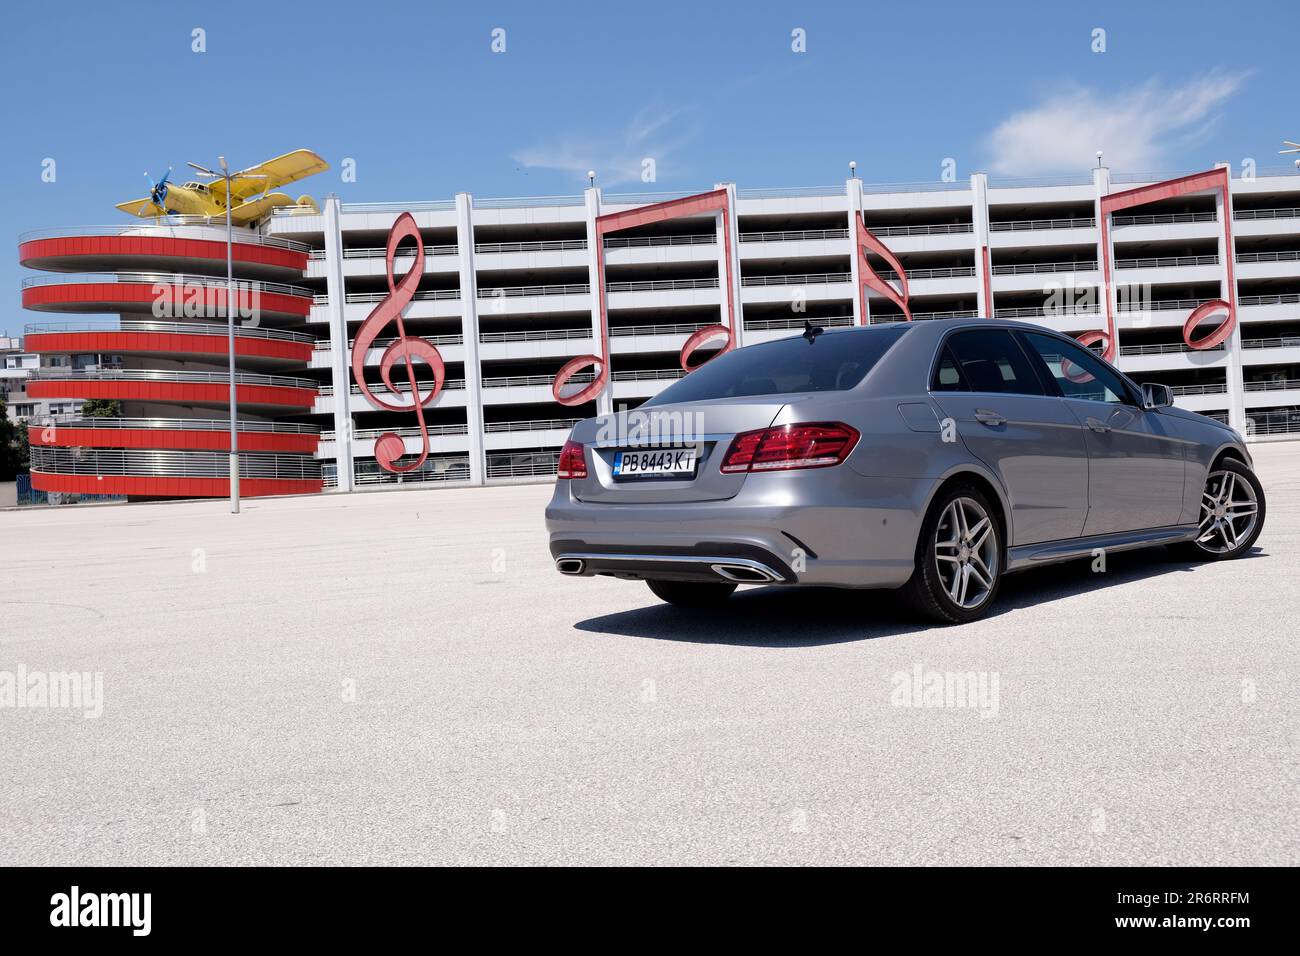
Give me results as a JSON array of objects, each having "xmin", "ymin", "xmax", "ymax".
[{"xmin": 545, "ymin": 469, "xmax": 933, "ymax": 588}]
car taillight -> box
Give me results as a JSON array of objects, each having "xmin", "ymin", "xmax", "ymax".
[
  {"xmin": 720, "ymin": 422, "xmax": 860, "ymax": 474},
  {"xmin": 556, "ymin": 439, "xmax": 588, "ymax": 479}
]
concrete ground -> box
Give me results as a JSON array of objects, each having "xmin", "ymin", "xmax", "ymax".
[{"xmin": 1, "ymin": 444, "xmax": 1297, "ymax": 867}]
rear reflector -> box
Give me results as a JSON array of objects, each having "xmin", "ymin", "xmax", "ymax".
[
  {"xmin": 720, "ymin": 422, "xmax": 860, "ymax": 474},
  {"xmin": 556, "ymin": 439, "xmax": 588, "ymax": 479}
]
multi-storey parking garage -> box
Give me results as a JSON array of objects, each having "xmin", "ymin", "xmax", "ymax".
[{"xmin": 17, "ymin": 164, "xmax": 1300, "ymax": 497}]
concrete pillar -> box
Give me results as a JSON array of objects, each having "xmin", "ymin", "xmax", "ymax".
[
  {"xmin": 1093, "ymin": 165, "xmax": 1120, "ymax": 355},
  {"xmin": 1216, "ymin": 163, "xmax": 1247, "ymax": 434},
  {"xmin": 970, "ymin": 173, "xmax": 992, "ymax": 318},
  {"xmin": 582, "ymin": 185, "xmax": 613, "ymax": 417},
  {"xmin": 714, "ymin": 182, "xmax": 745, "ymax": 348},
  {"xmin": 846, "ymin": 176, "xmax": 864, "ymax": 325},
  {"xmin": 321, "ymin": 195, "xmax": 354, "ymax": 492},
  {"xmin": 454, "ymin": 193, "xmax": 486, "ymax": 484}
]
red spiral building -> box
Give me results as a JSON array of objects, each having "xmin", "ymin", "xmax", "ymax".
[{"xmin": 19, "ymin": 222, "xmax": 323, "ymax": 498}]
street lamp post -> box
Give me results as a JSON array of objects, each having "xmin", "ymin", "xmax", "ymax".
[{"xmin": 187, "ymin": 157, "xmax": 264, "ymax": 515}]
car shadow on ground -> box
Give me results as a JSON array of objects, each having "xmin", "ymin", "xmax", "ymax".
[{"xmin": 573, "ymin": 546, "xmax": 1268, "ymax": 646}]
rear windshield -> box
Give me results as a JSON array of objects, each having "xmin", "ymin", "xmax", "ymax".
[{"xmin": 644, "ymin": 326, "xmax": 907, "ymax": 405}]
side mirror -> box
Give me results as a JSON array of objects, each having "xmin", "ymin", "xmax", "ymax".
[{"xmin": 1141, "ymin": 382, "xmax": 1173, "ymax": 409}]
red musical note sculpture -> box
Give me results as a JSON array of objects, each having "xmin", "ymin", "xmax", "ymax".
[
  {"xmin": 350, "ymin": 212, "xmax": 446, "ymax": 472},
  {"xmin": 1093, "ymin": 167, "xmax": 1237, "ymax": 362},
  {"xmin": 552, "ymin": 188, "xmax": 738, "ymax": 406},
  {"xmin": 855, "ymin": 214, "xmax": 913, "ymax": 324}
]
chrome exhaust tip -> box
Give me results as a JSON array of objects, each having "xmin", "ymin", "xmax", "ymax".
[
  {"xmin": 556, "ymin": 557, "xmax": 585, "ymax": 575},
  {"xmin": 710, "ymin": 563, "xmax": 776, "ymax": 584}
]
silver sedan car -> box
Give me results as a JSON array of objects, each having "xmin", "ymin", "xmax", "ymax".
[{"xmin": 546, "ymin": 319, "xmax": 1266, "ymax": 623}]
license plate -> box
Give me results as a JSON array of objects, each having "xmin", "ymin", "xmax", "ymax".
[{"xmin": 612, "ymin": 447, "xmax": 697, "ymax": 479}]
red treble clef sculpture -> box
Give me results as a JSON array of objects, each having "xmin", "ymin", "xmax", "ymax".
[
  {"xmin": 350, "ymin": 211, "xmax": 445, "ymax": 472},
  {"xmin": 552, "ymin": 188, "xmax": 738, "ymax": 406}
]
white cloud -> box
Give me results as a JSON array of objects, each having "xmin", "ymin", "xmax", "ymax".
[
  {"xmin": 511, "ymin": 104, "xmax": 696, "ymax": 187},
  {"xmin": 985, "ymin": 72, "xmax": 1249, "ymax": 176}
]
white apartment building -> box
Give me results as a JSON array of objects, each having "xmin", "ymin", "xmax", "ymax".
[{"xmin": 20, "ymin": 164, "xmax": 1300, "ymax": 498}]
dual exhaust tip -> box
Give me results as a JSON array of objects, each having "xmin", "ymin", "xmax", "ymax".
[{"xmin": 555, "ymin": 556, "xmax": 778, "ymax": 584}]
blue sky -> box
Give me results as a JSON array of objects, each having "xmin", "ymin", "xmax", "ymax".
[{"xmin": 3, "ymin": 0, "xmax": 1298, "ymax": 336}]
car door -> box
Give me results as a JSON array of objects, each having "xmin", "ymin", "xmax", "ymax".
[
  {"xmin": 929, "ymin": 328, "xmax": 1089, "ymax": 545},
  {"xmin": 1017, "ymin": 330, "xmax": 1186, "ymax": 535}
]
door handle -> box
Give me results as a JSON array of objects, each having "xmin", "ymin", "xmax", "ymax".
[
  {"xmin": 974, "ymin": 409, "xmax": 1006, "ymax": 427},
  {"xmin": 1085, "ymin": 416, "xmax": 1111, "ymax": 433}
]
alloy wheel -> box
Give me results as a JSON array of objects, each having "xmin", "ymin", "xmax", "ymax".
[
  {"xmin": 933, "ymin": 496, "xmax": 999, "ymax": 609},
  {"xmin": 1197, "ymin": 469, "xmax": 1260, "ymax": 554}
]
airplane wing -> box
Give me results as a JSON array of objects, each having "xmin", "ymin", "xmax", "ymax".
[
  {"xmin": 228, "ymin": 192, "xmax": 297, "ymax": 225},
  {"xmin": 209, "ymin": 149, "xmax": 330, "ymax": 204},
  {"xmin": 116, "ymin": 197, "xmax": 165, "ymax": 218}
]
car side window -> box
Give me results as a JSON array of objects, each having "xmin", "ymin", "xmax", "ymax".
[
  {"xmin": 1020, "ymin": 331, "xmax": 1132, "ymax": 405},
  {"xmin": 931, "ymin": 346, "xmax": 968, "ymax": 391},
  {"xmin": 940, "ymin": 329, "xmax": 1045, "ymax": 396}
]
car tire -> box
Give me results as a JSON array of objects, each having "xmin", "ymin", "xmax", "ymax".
[
  {"xmin": 1170, "ymin": 457, "xmax": 1266, "ymax": 562},
  {"xmin": 646, "ymin": 579, "xmax": 737, "ymax": 608},
  {"xmin": 901, "ymin": 483, "xmax": 1003, "ymax": 625}
]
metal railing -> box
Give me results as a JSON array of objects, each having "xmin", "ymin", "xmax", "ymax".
[
  {"xmin": 993, "ymin": 261, "xmax": 1097, "ymax": 275},
  {"xmin": 741, "ymin": 273, "xmax": 850, "ymax": 287},
  {"xmin": 44, "ymin": 416, "xmax": 319, "ymax": 434},
  {"xmin": 879, "ymin": 266, "xmax": 976, "ymax": 280},
  {"xmin": 1170, "ymin": 384, "xmax": 1229, "ymax": 396},
  {"xmin": 474, "ymin": 195, "xmax": 584, "ymax": 208},
  {"xmin": 873, "ymin": 310, "xmax": 983, "ymax": 323},
  {"xmin": 478, "ymin": 283, "xmax": 588, "ymax": 298},
  {"xmin": 1237, "ymin": 251, "xmax": 1300, "ymax": 264},
  {"xmin": 29, "ymin": 446, "xmax": 321, "ymax": 479},
  {"xmin": 351, "ymin": 456, "xmax": 473, "ymax": 485},
  {"xmin": 18, "ymin": 223, "xmax": 310, "ymax": 252},
  {"xmin": 860, "ymin": 181, "xmax": 970, "ymax": 195},
  {"xmin": 1242, "ymin": 336, "xmax": 1300, "ymax": 349},
  {"xmin": 739, "ymin": 229, "xmax": 849, "ymax": 243},
  {"xmin": 340, "ymin": 289, "xmax": 460, "ymax": 304},
  {"xmin": 484, "ymin": 418, "xmax": 580, "ymax": 433},
  {"xmin": 485, "ymin": 451, "xmax": 562, "ymax": 478},
  {"xmin": 25, "ymin": 319, "xmax": 317, "ymax": 344},
  {"xmin": 1119, "ymin": 342, "xmax": 1222, "ymax": 356},
  {"xmin": 311, "ymin": 244, "xmax": 458, "ymax": 260},
  {"xmin": 994, "ymin": 305, "xmax": 1097, "ymax": 318},
  {"xmin": 1234, "ymin": 207, "xmax": 1300, "ymax": 221},
  {"xmin": 326, "ymin": 332, "xmax": 463, "ymax": 351},
  {"xmin": 338, "ymin": 200, "xmax": 456, "ymax": 213},
  {"xmin": 479, "ymin": 328, "xmax": 589, "ymax": 343},
  {"xmin": 609, "ymin": 278, "xmax": 718, "ymax": 292},
  {"xmin": 477, "ymin": 239, "xmax": 587, "ymax": 254},
  {"xmin": 318, "ymin": 379, "xmax": 466, "ymax": 397},
  {"xmin": 737, "ymin": 185, "xmax": 848, "ymax": 199},
  {"xmin": 322, "ymin": 423, "xmax": 468, "ymax": 441},
  {"xmin": 745, "ymin": 316, "xmax": 854, "ymax": 331},
  {"xmin": 1113, "ymin": 212, "xmax": 1216, "ymax": 226},
  {"xmin": 604, "ymin": 234, "xmax": 715, "ymax": 249},
  {"xmin": 1245, "ymin": 378, "xmax": 1300, "ymax": 392},
  {"xmin": 871, "ymin": 223, "xmax": 973, "ymax": 237},
  {"xmin": 1240, "ymin": 294, "xmax": 1300, "ymax": 307},
  {"xmin": 990, "ymin": 218, "xmax": 1095, "ymax": 232},
  {"xmin": 21, "ymin": 272, "xmax": 314, "ymax": 298},
  {"xmin": 28, "ymin": 367, "xmax": 318, "ymax": 389},
  {"xmin": 1116, "ymin": 255, "xmax": 1218, "ymax": 269},
  {"xmin": 612, "ymin": 322, "xmax": 713, "ymax": 337}
]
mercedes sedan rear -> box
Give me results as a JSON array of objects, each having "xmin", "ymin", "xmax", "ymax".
[{"xmin": 546, "ymin": 319, "xmax": 1265, "ymax": 623}]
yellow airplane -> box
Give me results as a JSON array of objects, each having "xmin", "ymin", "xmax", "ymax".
[{"xmin": 116, "ymin": 149, "xmax": 330, "ymax": 224}]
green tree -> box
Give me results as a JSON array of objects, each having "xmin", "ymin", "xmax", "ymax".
[
  {"xmin": 0, "ymin": 399, "xmax": 24, "ymax": 481},
  {"xmin": 82, "ymin": 399, "xmax": 123, "ymax": 418}
]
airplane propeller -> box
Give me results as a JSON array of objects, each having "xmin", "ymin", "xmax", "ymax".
[{"xmin": 144, "ymin": 167, "xmax": 173, "ymax": 210}]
